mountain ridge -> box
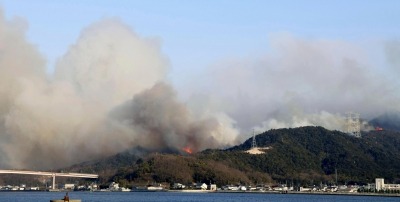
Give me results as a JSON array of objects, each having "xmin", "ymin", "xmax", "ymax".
[{"xmin": 64, "ymin": 126, "xmax": 400, "ymax": 187}]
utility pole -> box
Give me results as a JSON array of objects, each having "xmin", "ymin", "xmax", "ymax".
[{"xmin": 335, "ymin": 168, "xmax": 338, "ymax": 186}]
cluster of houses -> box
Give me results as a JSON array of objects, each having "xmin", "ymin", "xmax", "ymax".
[
  {"xmin": 169, "ymin": 183, "xmax": 356, "ymax": 193},
  {"xmin": 169, "ymin": 178, "xmax": 400, "ymax": 193},
  {"xmin": 2, "ymin": 178, "xmax": 399, "ymax": 193},
  {"xmin": 106, "ymin": 182, "xmax": 131, "ymax": 192},
  {"xmin": 172, "ymin": 183, "xmax": 216, "ymax": 191},
  {"xmin": 0, "ymin": 184, "xmax": 40, "ymax": 191},
  {"xmin": 59, "ymin": 183, "xmax": 98, "ymax": 191},
  {"xmin": 298, "ymin": 185, "xmax": 359, "ymax": 192},
  {"xmin": 14, "ymin": 183, "xmax": 97, "ymax": 191},
  {"xmin": 54, "ymin": 178, "xmax": 400, "ymax": 193}
]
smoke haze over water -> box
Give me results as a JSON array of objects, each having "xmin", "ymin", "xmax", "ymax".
[{"xmin": 0, "ymin": 10, "xmax": 400, "ymax": 169}]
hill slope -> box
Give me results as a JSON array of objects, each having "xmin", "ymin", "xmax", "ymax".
[
  {"xmin": 369, "ymin": 111, "xmax": 400, "ymax": 131},
  {"xmin": 207, "ymin": 126, "xmax": 400, "ymax": 184},
  {"xmin": 66, "ymin": 126, "xmax": 400, "ymax": 186}
]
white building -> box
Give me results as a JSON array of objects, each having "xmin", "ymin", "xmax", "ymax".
[
  {"xmin": 208, "ymin": 184, "xmax": 217, "ymax": 191},
  {"xmin": 376, "ymin": 178, "xmax": 400, "ymax": 191},
  {"xmin": 376, "ymin": 178, "xmax": 384, "ymax": 191},
  {"xmin": 30, "ymin": 187, "xmax": 40, "ymax": 191},
  {"xmin": 222, "ymin": 185, "xmax": 239, "ymax": 191},
  {"xmin": 109, "ymin": 182, "xmax": 119, "ymax": 191},
  {"xmin": 172, "ymin": 183, "xmax": 186, "ymax": 189},
  {"xmin": 195, "ymin": 183, "xmax": 207, "ymax": 190},
  {"xmin": 239, "ymin": 186, "xmax": 247, "ymax": 191},
  {"xmin": 63, "ymin": 184, "xmax": 75, "ymax": 190},
  {"xmin": 299, "ymin": 187, "xmax": 311, "ymax": 192},
  {"xmin": 88, "ymin": 183, "xmax": 98, "ymax": 190}
]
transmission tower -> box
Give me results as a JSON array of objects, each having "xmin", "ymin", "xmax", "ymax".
[
  {"xmin": 251, "ymin": 129, "xmax": 257, "ymax": 148},
  {"xmin": 345, "ymin": 112, "xmax": 361, "ymax": 138}
]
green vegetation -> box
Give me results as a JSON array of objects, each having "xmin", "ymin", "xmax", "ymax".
[
  {"xmin": 209, "ymin": 126, "xmax": 400, "ymax": 185},
  {"xmin": 66, "ymin": 126, "xmax": 400, "ymax": 187}
]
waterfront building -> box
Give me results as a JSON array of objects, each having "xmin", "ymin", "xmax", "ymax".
[
  {"xmin": 172, "ymin": 183, "xmax": 186, "ymax": 189},
  {"xmin": 208, "ymin": 184, "xmax": 217, "ymax": 191},
  {"xmin": 63, "ymin": 183, "xmax": 75, "ymax": 190},
  {"xmin": 194, "ymin": 183, "xmax": 207, "ymax": 190},
  {"xmin": 375, "ymin": 178, "xmax": 400, "ymax": 191}
]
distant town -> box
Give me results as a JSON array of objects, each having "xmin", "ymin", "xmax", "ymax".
[{"xmin": 1, "ymin": 178, "xmax": 399, "ymax": 196}]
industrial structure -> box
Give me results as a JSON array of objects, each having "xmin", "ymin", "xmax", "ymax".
[
  {"xmin": 0, "ymin": 169, "xmax": 98, "ymax": 190},
  {"xmin": 251, "ymin": 129, "xmax": 257, "ymax": 149},
  {"xmin": 345, "ymin": 112, "xmax": 361, "ymax": 138}
]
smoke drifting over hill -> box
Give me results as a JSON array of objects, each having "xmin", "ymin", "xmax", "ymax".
[
  {"xmin": 1, "ymin": 10, "xmax": 399, "ymax": 169},
  {"xmin": 188, "ymin": 34, "xmax": 400, "ymax": 132}
]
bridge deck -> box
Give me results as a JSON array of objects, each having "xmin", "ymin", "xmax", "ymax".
[{"xmin": 0, "ymin": 169, "xmax": 98, "ymax": 178}]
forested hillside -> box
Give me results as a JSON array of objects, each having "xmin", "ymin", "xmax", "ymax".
[
  {"xmin": 369, "ymin": 112, "xmax": 400, "ymax": 131},
  {"xmin": 65, "ymin": 126, "xmax": 400, "ymax": 187},
  {"xmin": 207, "ymin": 126, "xmax": 400, "ymax": 185}
]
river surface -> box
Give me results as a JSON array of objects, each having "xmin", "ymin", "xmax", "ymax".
[{"xmin": 0, "ymin": 191, "xmax": 399, "ymax": 202}]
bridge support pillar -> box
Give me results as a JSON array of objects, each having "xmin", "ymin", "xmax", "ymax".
[{"xmin": 52, "ymin": 174, "xmax": 56, "ymax": 190}]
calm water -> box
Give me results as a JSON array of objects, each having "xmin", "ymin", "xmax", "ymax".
[{"xmin": 0, "ymin": 191, "xmax": 399, "ymax": 202}]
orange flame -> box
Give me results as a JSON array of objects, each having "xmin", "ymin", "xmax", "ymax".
[{"xmin": 182, "ymin": 146, "xmax": 193, "ymax": 154}]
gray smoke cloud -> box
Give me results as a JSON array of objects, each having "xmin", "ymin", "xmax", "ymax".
[
  {"xmin": 385, "ymin": 40, "xmax": 400, "ymax": 74},
  {"xmin": 110, "ymin": 82, "xmax": 238, "ymax": 153},
  {"xmin": 187, "ymin": 34, "xmax": 400, "ymax": 133},
  {"xmin": 0, "ymin": 13, "xmax": 239, "ymax": 169}
]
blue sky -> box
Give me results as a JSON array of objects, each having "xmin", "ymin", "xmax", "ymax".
[{"xmin": 1, "ymin": 0, "xmax": 400, "ymax": 85}]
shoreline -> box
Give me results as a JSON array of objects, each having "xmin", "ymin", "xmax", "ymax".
[
  {"xmin": 286, "ymin": 191, "xmax": 400, "ymax": 198},
  {"xmin": 168, "ymin": 189, "xmax": 400, "ymax": 197},
  {"xmin": 212, "ymin": 190, "xmax": 400, "ymax": 197},
  {"xmin": 1, "ymin": 189, "xmax": 399, "ymax": 197}
]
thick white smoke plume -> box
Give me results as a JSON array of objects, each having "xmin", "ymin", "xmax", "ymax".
[
  {"xmin": 188, "ymin": 34, "xmax": 400, "ymax": 133},
  {"xmin": 0, "ymin": 13, "xmax": 239, "ymax": 169}
]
